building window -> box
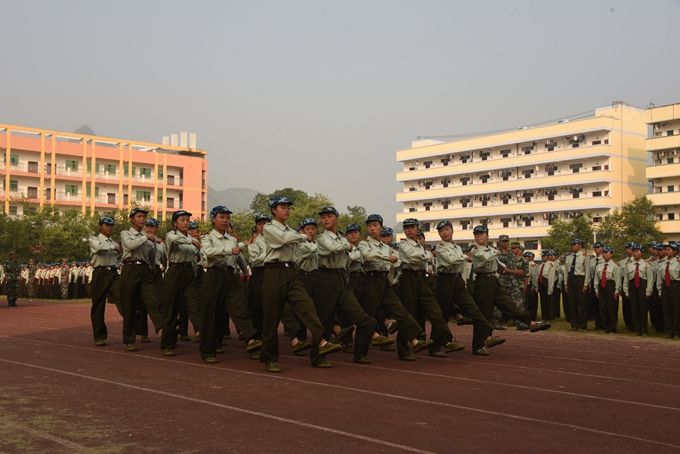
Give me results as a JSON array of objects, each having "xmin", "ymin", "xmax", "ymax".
[
  {"xmin": 593, "ymin": 216, "xmax": 603, "ymax": 223},
  {"xmin": 604, "ymin": 164, "xmax": 609, "ymax": 170},
  {"xmin": 592, "ymin": 165, "xmax": 601, "ymax": 171},
  {"xmin": 424, "ymin": 182, "xmax": 432, "ymax": 190},
  {"xmin": 669, "ymin": 158, "xmax": 675, "ymax": 164},
  {"xmin": 524, "ymin": 217, "xmax": 532, "ymax": 227},
  {"xmin": 460, "ymin": 155, "xmax": 471, "ymax": 164},
  {"xmin": 424, "ymin": 202, "xmax": 432, "ymax": 211},
  {"xmin": 27, "ymin": 187, "xmax": 37, "ymax": 198},
  {"xmin": 442, "ymin": 178, "xmax": 450, "ymax": 188},
  {"xmin": 593, "ymin": 191, "xmax": 602, "ymax": 197},
  {"xmin": 9, "ymin": 205, "xmax": 17, "ymax": 215},
  {"xmin": 480, "ymin": 151, "xmax": 490, "ymax": 161},
  {"xmin": 669, "ymin": 213, "xmax": 676, "ymax": 221},
  {"xmin": 501, "ymin": 170, "xmax": 512, "ymax": 181},
  {"xmin": 592, "ymin": 140, "xmax": 602, "ymax": 145},
  {"xmin": 668, "ymin": 130, "xmax": 675, "ymax": 136},
  {"xmin": 524, "ymin": 240, "xmax": 538, "ymax": 250},
  {"xmin": 409, "ymin": 207, "xmax": 416, "ymax": 212},
  {"xmin": 522, "ymin": 145, "xmax": 533, "ymax": 155},
  {"xmin": 140, "ymin": 167, "xmax": 152, "ymax": 178},
  {"xmin": 570, "ymin": 163, "xmax": 583, "ymax": 173},
  {"xmin": 460, "ymin": 220, "xmax": 470, "ymax": 230},
  {"xmin": 28, "ymin": 161, "xmax": 39, "ymax": 173},
  {"xmin": 501, "ymin": 218, "xmax": 511, "ymax": 228},
  {"xmin": 656, "ymin": 213, "xmax": 663, "ymax": 221},
  {"xmin": 442, "ymin": 200, "xmax": 450, "ymax": 209},
  {"xmin": 501, "ymin": 149, "xmax": 511, "ymax": 158},
  {"xmin": 461, "ymin": 177, "xmax": 470, "ymax": 186},
  {"xmin": 65, "ymin": 160, "xmax": 79, "ymax": 172},
  {"xmin": 668, "ymin": 185, "xmax": 675, "ymax": 193},
  {"xmin": 522, "ymin": 169, "xmax": 534, "ymax": 179},
  {"xmin": 424, "ymin": 161, "xmax": 432, "ymax": 169},
  {"xmin": 104, "ymin": 163, "xmax": 117, "ymax": 174},
  {"xmin": 480, "ymin": 174, "xmax": 490, "ymax": 183},
  {"xmin": 136, "ymin": 190, "xmax": 151, "ymax": 202},
  {"xmin": 441, "ymin": 158, "xmax": 450, "ymax": 166},
  {"xmin": 65, "ymin": 184, "xmax": 78, "ymax": 196}
]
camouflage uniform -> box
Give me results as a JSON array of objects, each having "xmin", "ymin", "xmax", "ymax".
[
  {"xmin": 60, "ymin": 265, "xmax": 70, "ymax": 299},
  {"xmin": 4, "ymin": 259, "xmax": 20, "ymax": 306},
  {"xmin": 27, "ymin": 262, "xmax": 37, "ymax": 298},
  {"xmin": 498, "ymin": 250, "xmax": 523, "ymax": 311},
  {"xmin": 513, "ymin": 254, "xmax": 530, "ymax": 311}
]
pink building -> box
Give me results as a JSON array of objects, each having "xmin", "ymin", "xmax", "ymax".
[{"xmin": 0, "ymin": 123, "xmax": 208, "ymax": 220}]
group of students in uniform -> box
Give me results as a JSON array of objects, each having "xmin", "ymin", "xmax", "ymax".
[
  {"xmin": 541, "ymin": 239, "xmax": 680, "ymax": 338},
  {"xmin": 0, "ymin": 259, "xmax": 94, "ymax": 301},
  {"xmin": 87, "ymin": 197, "xmax": 558, "ymax": 373}
]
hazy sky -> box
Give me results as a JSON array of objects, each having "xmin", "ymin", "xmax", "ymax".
[{"xmin": 2, "ymin": 0, "xmax": 679, "ymax": 223}]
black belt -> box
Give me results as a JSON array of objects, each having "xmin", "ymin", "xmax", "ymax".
[
  {"xmin": 402, "ymin": 269, "xmax": 426, "ymax": 274},
  {"xmin": 169, "ymin": 262, "xmax": 194, "ymax": 267},
  {"xmin": 365, "ymin": 271, "xmax": 388, "ymax": 277},
  {"xmin": 207, "ymin": 266, "xmax": 238, "ymax": 272},
  {"xmin": 476, "ymin": 271, "xmax": 496, "ymax": 276},
  {"xmin": 123, "ymin": 260, "xmax": 147, "ymax": 266},
  {"xmin": 318, "ymin": 267, "xmax": 344, "ymax": 273},
  {"xmin": 438, "ymin": 272, "xmax": 461, "ymax": 276},
  {"xmin": 264, "ymin": 262, "xmax": 295, "ymax": 269},
  {"xmin": 350, "ymin": 271, "xmax": 364, "ymax": 275},
  {"xmin": 94, "ymin": 266, "xmax": 117, "ymax": 271}
]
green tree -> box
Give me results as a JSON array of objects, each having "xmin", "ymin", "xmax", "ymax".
[
  {"xmin": 541, "ymin": 215, "xmax": 594, "ymax": 255},
  {"xmin": 596, "ymin": 196, "xmax": 663, "ymax": 259}
]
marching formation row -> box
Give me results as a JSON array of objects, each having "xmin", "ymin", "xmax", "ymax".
[{"xmin": 85, "ymin": 197, "xmax": 556, "ymax": 373}]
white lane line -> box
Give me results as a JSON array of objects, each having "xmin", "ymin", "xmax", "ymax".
[
  {"xmin": 0, "ymin": 358, "xmax": 436, "ymax": 454},
  {"xmin": 4, "ymin": 332, "xmax": 680, "ymax": 410},
  {"xmin": 4, "ymin": 318, "xmax": 680, "ymax": 389},
  {"xmin": 1, "ymin": 338, "xmax": 679, "ymax": 450},
  {"xmin": 1, "ymin": 419, "xmax": 90, "ymax": 452}
]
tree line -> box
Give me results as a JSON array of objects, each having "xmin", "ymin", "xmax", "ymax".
[{"xmin": 0, "ymin": 187, "xmax": 368, "ymax": 263}]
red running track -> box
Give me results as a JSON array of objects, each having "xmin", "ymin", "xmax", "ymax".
[{"xmin": 0, "ymin": 300, "xmax": 679, "ymax": 453}]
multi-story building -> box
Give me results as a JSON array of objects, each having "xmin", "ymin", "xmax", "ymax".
[
  {"xmin": 395, "ymin": 102, "xmax": 649, "ymax": 249},
  {"xmin": 0, "ymin": 123, "xmax": 208, "ymax": 220},
  {"xmin": 645, "ymin": 103, "xmax": 680, "ymax": 241}
]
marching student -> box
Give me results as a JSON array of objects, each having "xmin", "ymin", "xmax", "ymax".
[
  {"xmin": 260, "ymin": 196, "xmax": 342, "ymax": 373},
  {"xmin": 397, "ymin": 218, "xmax": 461, "ymax": 358},
  {"xmin": 159, "ymin": 210, "xmax": 200, "ymax": 356},
  {"xmin": 87, "ymin": 217, "xmax": 121, "ymax": 346},
  {"xmin": 315, "ymin": 207, "xmax": 376, "ymax": 365},
  {"xmin": 469, "ymin": 225, "xmax": 550, "ymax": 338},
  {"xmin": 120, "ymin": 208, "xmax": 164, "ymax": 351},
  {"xmin": 200, "ymin": 206, "xmax": 262, "ymax": 363},
  {"xmin": 357, "ymin": 214, "xmax": 434, "ymax": 361},
  {"xmin": 434, "ymin": 220, "xmax": 495, "ymax": 355}
]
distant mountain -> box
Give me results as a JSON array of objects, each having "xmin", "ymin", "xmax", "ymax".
[
  {"xmin": 74, "ymin": 124, "xmax": 96, "ymax": 135},
  {"xmin": 208, "ymin": 186, "xmax": 260, "ymax": 212}
]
